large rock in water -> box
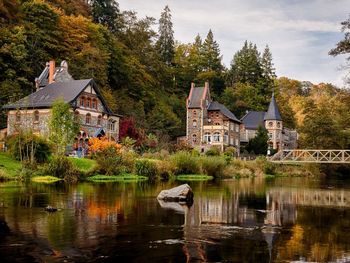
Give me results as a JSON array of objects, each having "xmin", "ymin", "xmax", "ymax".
[{"xmin": 157, "ymin": 184, "xmax": 193, "ymax": 203}]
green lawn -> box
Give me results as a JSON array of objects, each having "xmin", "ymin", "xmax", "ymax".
[
  {"xmin": 87, "ymin": 174, "xmax": 148, "ymax": 182},
  {"xmin": 31, "ymin": 176, "xmax": 62, "ymax": 183},
  {"xmin": 176, "ymin": 174, "xmax": 214, "ymax": 181},
  {"xmin": 0, "ymin": 152, "xmax": 22, "ymax": 178},
  {"xmin": 69, "ymin": 157, "xmax": 97, "ymax": 172}
]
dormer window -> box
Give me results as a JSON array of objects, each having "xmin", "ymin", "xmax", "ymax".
[{"xmin": 87, "ymin": 97, "xmax": 91, "ymax": 108}]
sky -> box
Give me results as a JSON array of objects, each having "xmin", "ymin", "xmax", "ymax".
[{"xmin": 118, "ymin": 0, "xmax": 350, "ymax": 87}]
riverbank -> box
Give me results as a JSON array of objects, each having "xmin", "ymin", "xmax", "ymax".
[{"xmin": 0, "ymin": 152, "xmax": 323, "ymax": 183}]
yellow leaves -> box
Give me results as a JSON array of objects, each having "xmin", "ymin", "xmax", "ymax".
[{"xmin": 88, "ymin": 137, "xmax": 122, "ymax": 153}]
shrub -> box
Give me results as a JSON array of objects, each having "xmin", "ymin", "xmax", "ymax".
[
  {"xmin": 135, "ymin": 159, "xmax": 157, "ymax": 179},
  {"xmin": 205, "ymin": 146, "xmax": 221, "ymax": 156},
  {"xmin": 171, "ymin": 151, "xmax": 200, "ymax": 175},
  {"xmin": 7, "ymin": 134, "xmax": 51, "ymax": 163},
  {"xmin": 200, "ymin": 156, "xmax": 226, "ymax": 177},
  {"xmin": 120, "ymin": 150, "xmax": 136, "ymax": 173},
  {"xmin": 95, "ymin": 146, "xmax": 124, "ymax": 175},
  {"xmin": 224, "ymin": 147, "xmax": 236, "ymax": 157},
  {"xmin": 155, "ymin": 160, "xmax": 176, "ymax": 180},
  {"xmin": 45, "ymin": 156, "xmax": 79, "ymax": 182}
]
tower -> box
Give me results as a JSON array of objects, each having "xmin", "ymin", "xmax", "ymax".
[{"xmin": 264, "ymin": 93, "xmax": 283, "ymax": 150}]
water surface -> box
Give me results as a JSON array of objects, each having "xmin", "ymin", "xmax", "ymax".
[{"xmin": 1, "ymin": 177, "xmax": 350, "ymax": 262}]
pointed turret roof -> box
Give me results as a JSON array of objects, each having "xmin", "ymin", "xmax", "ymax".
[{"xmin": 264, "ymin": 93, "xmax": 282, "ymax": 121}]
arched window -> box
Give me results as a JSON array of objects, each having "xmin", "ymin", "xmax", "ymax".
[
  {"xmin": 15, "ymin": 111, "xmax": 21, "ymax": 123},
  {"xmin": 193, "ymin": 120, "xmax": 197, "ymax": 128},
  {"xmin": 215, "ymin": 122, "xmax": 220, "ymax": 126},
  {"xmin": 193, "ymin": 110, "xmax": 197, "ymax": 117},
  {"xmin": 33, "ymin": 110, "xmax": 39, "ymax": 122},
  {"xmin": 192, "ymin": 134, "xmax": 197, "ymax": 143},
  {"xmin": 277, "ymin": 122, "xmax": 281, "ymax": 128},
  {"xmin": 92, "ymin": 99, "xmax": 97, "ymax": 109},
  {"xmin": 213, "ymin": 132, "xmax": 220, "ymax": 142},
  {"xmin": 86, "ymin": 97, "xmax": 91, "ymax": 108},
  {"xmin": 80, "ymin": 96, "xmax": 85, "ymax": 107},
  {"xmin": 97, "ymin": 115, "xmax": 102, "ymax": 126},
  {"xmin": 204, "ymin": 132, "xmax": 211, "ymax": 143},
  {"xmin": 268, "ymin": 121, "xmax": 273, "ymax": 127},
  {"xmin": 86, "ymin": 113, "xmax": 91, "ymax": 124}
]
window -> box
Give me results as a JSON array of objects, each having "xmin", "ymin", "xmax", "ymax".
[
  {"xmin": 204, "ymin": 132, "xmax": 211, "ymax": 143},
  {"xmin": 33, "ymin": 110, "xmax": 39, "ymax": 122},
  {"xmin": 15, "ymin": 111, "xmax": 21, "ymax": 123},
  {"xmin": 268, "ymin": 122, "xmax": 273, "ymax": 127},
  {"xmin": 235, "ymin": 139, "xmax": 239, "ymax": 146},
  {"xmin": 97, "ymin": 115, "xmax": 102, "ymax": 126},
  {"xmin": 268, "ymin": 133, "xmax": 273, "ymax": 139},
  {"xmin": 80, "ymin": 97, "xmax": 85, "ymax": 107},
  {"xmin": 86, "ymin": 97, "xmax": 91, "ymax": 108},
  {"xmin": 215, "ymin": 122, "xmax": 220, "ymax": 126},
  {"xmin": 86, "ymin": 113, "xmax": 91, "ymax": 124},
  {"xmin": 213, "ymin": 132, "xmax": 220, "ymax": 142},
  {"xmin": 235, "ymin": 123, "xmax": 239, "ymax": 132},
  {"xmin": 193, "ymin": 110, "xmax": 197, "ymax": 117},
  {"xmin": 193, "ymin": 120, "xmax": 197, "ymax": 128},
  {"xmin": 277, "ymin": 122, "xmax": 281, "ymax": 128},
  {"xmin": 108, "ymin": 119, "xmax": 115, "ymax": 131},
  {"xmin": 92, "ymin": 99, "xmax": 96, "ymax": 109},
  {"xmin": 224, "ymin": 131, "xmax": 228, "ymax": 143},
  {"xmin": 192, "ymin": 134, "xmax": 197, "ymax": 143}
]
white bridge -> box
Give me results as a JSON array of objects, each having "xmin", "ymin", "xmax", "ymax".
[{"xmin": 269, "ymin": 149, "xmax": 350, "ymax": 164}]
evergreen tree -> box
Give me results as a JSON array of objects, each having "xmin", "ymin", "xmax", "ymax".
[
  {"xmin": 261, "ymin": 45, "xmax": 276, "ymax": 79},
  {"xmin": 157, "ymin": 5, "xmax": 174, "ymax": 65},
  {"xmin": 90, "ymin": 0, "xmax": 121, "ymax": 33},
  {"xmin": 245, "ymin": 126, "xmax": 268, "ymax": 155},
  {"xmin": 201, "ymin": 30, "xmax": 223, "ymax": 71}
]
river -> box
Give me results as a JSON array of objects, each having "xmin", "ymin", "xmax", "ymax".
[{"xmin": 1, "ymin": 177, "xmax": 350, "ymax": 262}]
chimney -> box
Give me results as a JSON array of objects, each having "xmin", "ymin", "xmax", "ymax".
[
  {"xmin": 48, "ymin": 60, "xmax": 55, "ymax": 84},
  {"xmin": 204, "ymin": 81, "xmax": 209, "ymax": 89},
  {"xmin": 191, "ymin": 82, "xmax": 195, "ymax": 89}
]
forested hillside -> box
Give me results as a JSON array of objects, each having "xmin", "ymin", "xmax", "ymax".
[{"xmin": 1, "ymin": 0, "xmax": 350, "ymax": 149}]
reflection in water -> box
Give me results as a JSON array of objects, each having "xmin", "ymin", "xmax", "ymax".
[{"xmin": 0, "ymin": 178, "xmax": 350, "ymax": 262}]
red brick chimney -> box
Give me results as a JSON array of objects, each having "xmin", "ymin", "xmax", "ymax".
[{"xmin": 48, "ymin": 60, "xmax": 55, "ymax": 84}]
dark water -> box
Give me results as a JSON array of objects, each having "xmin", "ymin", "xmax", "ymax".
[{"xmin": 1, "ymin": 177, "xmax": 350, "ymax": 263}]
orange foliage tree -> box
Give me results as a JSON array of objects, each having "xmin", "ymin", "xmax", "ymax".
[{"xmin": 88, "ymin": 137, "xmax": 122, "ymax": 154}]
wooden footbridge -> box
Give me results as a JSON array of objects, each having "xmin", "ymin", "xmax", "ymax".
[{"xmin": 269, "ymin": 149, "xmax": 350, "ymax": 164}]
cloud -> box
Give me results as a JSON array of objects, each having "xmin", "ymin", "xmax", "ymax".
[{"xmin": 118, "ymin": 0, "xmax": 349, "ymax": 86}]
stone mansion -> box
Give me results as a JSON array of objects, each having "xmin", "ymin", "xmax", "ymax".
[
  {"xmin": 3, "ymin": 60, "xmax": 120, "ymax": 150},
  {"xmin": 186, "ymin": 83, "xmax": 297, "ymax": 154}
]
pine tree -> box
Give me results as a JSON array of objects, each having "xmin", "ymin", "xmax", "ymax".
[
  {"xmin": 261, "ymin": 45, "xmax": 276, "ymax": 79},
  {"xmin": 201, "ymin": 29, "xmax": 223, "ymax": 71},
  {"xmin": 157, "ymin": 5, "xmax": 174, "ymax": 65},
  {"xmin": 90, "ymin": 0, "xmax": 121, "ymax": 33}
]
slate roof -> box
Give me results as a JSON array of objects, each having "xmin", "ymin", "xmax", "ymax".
[
  {"xmin": 208, "ymin": 101, "xmax": 241, "ymax": 123},
  {"xmin": 241, "ymin": 111, "xmax": 266, "ymax": 130},
  {"xmin": 3, "ymin": 79, "xmax": 119, "ymax": 116},
  {"xmin": 188, "ymin": 87, "xmax": 205, "ymax": 108},
  {"xmin": 264, "ymin": 94, "xmax": 282, "ymax": 121}
]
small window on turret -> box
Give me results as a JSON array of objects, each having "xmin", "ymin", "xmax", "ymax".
[
  {"xmin": 268, "ymin": 122, "xmax": 273, "ymax": 127},
  {"xmin": 277, "ymin": 122, "xmax": 281, "ymax": 128}
]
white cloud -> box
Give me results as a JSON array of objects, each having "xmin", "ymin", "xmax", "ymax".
[{"xmin": 118, "ymin": 0, "xmax": 350, "ymax": 86}]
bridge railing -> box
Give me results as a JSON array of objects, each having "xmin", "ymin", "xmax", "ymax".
[{"xmin": 269, "ymin": 149, "xmax": 350, "ymax": 163}]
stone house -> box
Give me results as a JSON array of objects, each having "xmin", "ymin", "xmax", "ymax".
[
  {"xmin": 3, "ymin": 60, "xmax": 120, "ymax": 152},
  {"xmin": 240, "ymin": 94, "xmax": 297, "ymax": 151},
  {"xmin": 186, "ymin": 82, "xmax": 241, "ymax": 154}
]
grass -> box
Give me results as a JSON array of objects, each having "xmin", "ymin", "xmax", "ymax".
[
  {"xmin": 86, "ymin": 174, "xmax": 148, "ymax": 182},
  {"xmin": 176, "ymin": 174, "xmax": 214, "ymax": 181},
  {"xmin": 69, "ymin": 157, "xmax": 97, "ymax": 172},
  {"xmin": 31, "ymin": 176, "xmax": 62, "ymax": 183},
  {"xmin": 0, "ymin": 152, "xmax": 22, "ymax": 178}
]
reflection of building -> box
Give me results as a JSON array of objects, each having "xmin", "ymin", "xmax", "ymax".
[
  {"xmin": 3, "ymin": 60, "xmax": 120, "ymax": 144},
  {"xmin": 240, "ymin": 94, "xmax": 298, "ymax": 151},
  {"xmin": 186, "ymin": 82, "xmax": 241, "ymax": 153}
]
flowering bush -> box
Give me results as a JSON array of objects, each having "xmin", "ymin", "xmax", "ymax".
[{"xmin": 88, "ymin": 137, "xmax": 122, "ymax": 154}]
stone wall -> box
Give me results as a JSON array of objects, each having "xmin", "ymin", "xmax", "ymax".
[{"xmin": 187, "ymin": 108, "xmax": 202, "ymax": 146}]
